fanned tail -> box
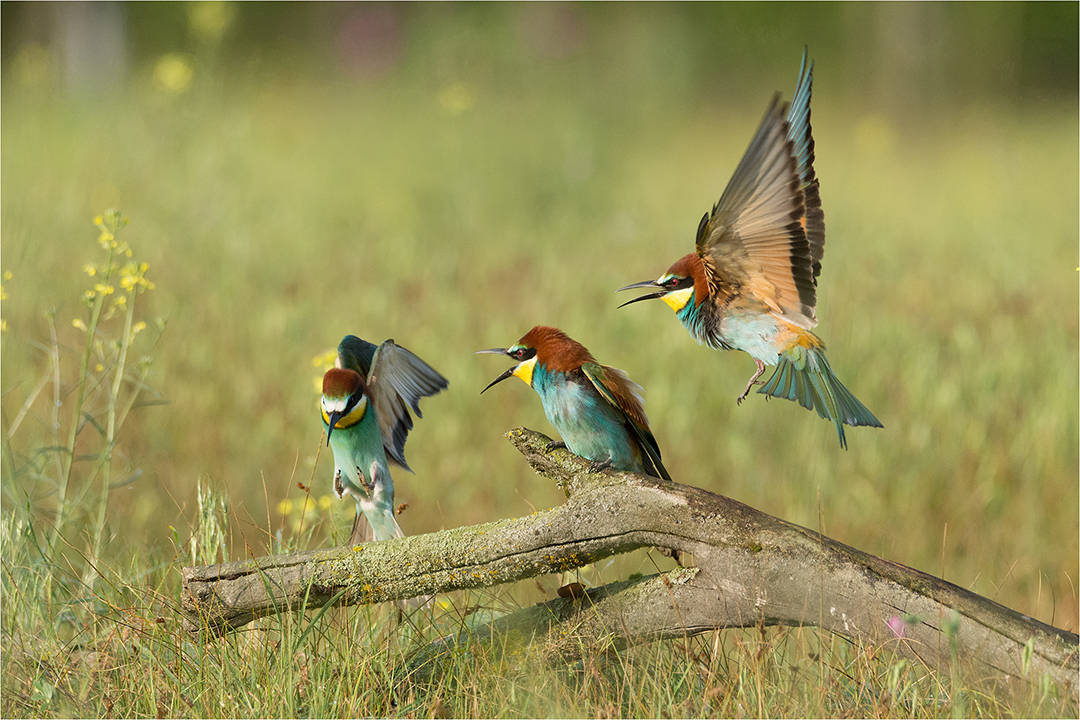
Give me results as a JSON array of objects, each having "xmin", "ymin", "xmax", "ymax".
[{"xmin": 759, "ymin": 344, "xmax": 882, "ymax": 449}]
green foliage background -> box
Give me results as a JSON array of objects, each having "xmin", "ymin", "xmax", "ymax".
[{"xmin": 2, "ymin": 0, "xmax": 1077, "ymax": 663}]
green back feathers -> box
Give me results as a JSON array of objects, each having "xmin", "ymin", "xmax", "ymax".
[{"xmin": 337, "ymin": 335, "xmax": 379, "ymax": 376}]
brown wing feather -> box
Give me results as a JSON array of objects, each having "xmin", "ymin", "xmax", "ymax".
[
  {"xmin": 585, "ymin": 363, "xmax": 650, "ymax": 430},
  {"xmin": 581, "ymin": 362, "xmax": 671, "ymax": 481},
  {"xmin": 697, "ymin": 91, "xmax": 820, "ymax": 329}
]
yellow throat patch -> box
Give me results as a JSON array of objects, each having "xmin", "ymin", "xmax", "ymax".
[
  {"xmin": 511, "ymin": 356, "xmax": 538, "ymax": 387},
  {"xmin": 322, "ymin": 395, "xmax": 368, "ymax": 430},
  {"xmin": 662, "ymin": 287, "xmax": 693, "ymax": 312}
]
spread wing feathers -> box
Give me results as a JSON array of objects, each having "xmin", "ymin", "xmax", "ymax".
[
  {"xmin": 363, "ymin": 340, "xmax": 449, "ymax": 472},
  {"xmin": 581, "ymin": 363, "xmax": 672, "ymax": 482},
  {"xmin": 786, "ymin": 50, "xmax": 825, "ymax": 284},
  {"xmin": 697, "ymin": 57, "xmax": 821, "ymax": 330}
]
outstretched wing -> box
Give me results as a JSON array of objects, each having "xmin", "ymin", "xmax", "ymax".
[
  {"xmin": 697, "ymin": 49, "xmax": 822, "ymax": 330},
  {"xmin": 366, "ymin": 339, "xmax": 449, "ymax": 472},
  {"xmin": 581, "ymin": 362, "xmax": 671, "ymax": 482}
]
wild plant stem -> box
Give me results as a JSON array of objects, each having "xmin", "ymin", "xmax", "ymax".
[
  {"xmin": 4, "ymin": 362, "xmax": 54, "ymax": 445},
  {"xmin": 50, "ymin": 245, "xmax": 113, "ymax": 559},
  {"xmin": 87, "ymin": 287, "xmax": 137, "ymax": 567}
]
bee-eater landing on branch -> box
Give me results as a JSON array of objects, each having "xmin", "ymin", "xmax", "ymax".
[
  {"xmin": 477, "ymin": 325, "xmax": 671, "ymax": 481},
  {"xmin": 617, "ymin": 50, "xmax": 882, "ymax": 449},
  {"xmin": 321, "ymin": 336, "xmax": 447, "ymax": 545}
]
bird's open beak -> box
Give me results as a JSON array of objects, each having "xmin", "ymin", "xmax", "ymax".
[
  {"xmin": 616, "ymin": 280, "xmax": 666, "ymax": 308},
  {"xmin": 474, "ymin": 348, "xmax": 516, "ymax": 394},
  {"xmin": 326, "ymin": 410, "xmax": 343, "ymax": 445},
  {"xmin": 480, "ymin": 367, "xmax": 516, "ymax": 394}
]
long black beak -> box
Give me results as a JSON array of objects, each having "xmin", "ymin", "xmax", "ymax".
[
  {"xmin": 480, "ymin": 367, "xmax": 516, "ymax": 394},
  {"xmin": 616, "ymin": 280, "xmax": 665, "ymax": 308},
  {"xmin": 326, "ymin": 410, "xmax": 344, "ymax": 445},
  {"xmin": 474, "ymin": 348, "xmax": 514, "ymax": 394}
]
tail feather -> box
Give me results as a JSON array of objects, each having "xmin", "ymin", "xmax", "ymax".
[
  {"xmin": 364, "ymin": 504, "xmax": 407, "ymax": 543},
  {"xmin": 759, "ymin": 345, "xmax": 882, "ymax": 449}
]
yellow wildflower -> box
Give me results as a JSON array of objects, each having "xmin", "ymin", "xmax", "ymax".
[
  {"xmin": 189, "ymin": 1, "xmax": 235, "ymax": 42},
  {"xmin": 72, "ymin": 318, "xmax": 88, "ymax": 331},
  {"xmin": 94, "ymin": 283, "xmax": 115, "ymax": 296},
  {"xmin": 311, "ymin": 349, "xmax": 337, "ymax": 368},
  {"xmin": 84, "ymin": 264, "xmax": 97, "ymax": 277},
  {"xmin": 154, "ymin": 53, "xmax": 194, "ymax": 94}
]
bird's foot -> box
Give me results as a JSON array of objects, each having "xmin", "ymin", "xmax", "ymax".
[
  {"xmin": 590, "ymin": 458, "xmax": 613, "ymax": 473},
  {"xmin": 736, "ymin": 361, "xmax": 768, "ymax": 405},
  {"xmin": 545, "ymin": 440, "xmax": 567, "ymax": 452},
  {"xmin": 356, "ymin": 466, "xmax": 373, "ymax": 494},
  {"xmin": 735, "ymin": 380, "xmax": 764, "ymax": 405},
  {"xmin": 333, "ymin": 469, "xmax": 345, "ymax": 499}
]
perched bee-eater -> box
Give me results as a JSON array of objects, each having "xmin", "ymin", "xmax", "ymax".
[
  {"xmin": 617, "ymin": 50, "xmax": 881, "ymax": 449},
  {"xmin": 321, "ymin": 335, "xmax": 447, "ymax": 544},
  {"xmin": 477, "ymin": 325, "xmax": 671, "ymax": 481}
]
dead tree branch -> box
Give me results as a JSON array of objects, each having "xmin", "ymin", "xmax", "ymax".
[{"xmin": 181, "ymin": 428, "xmax": 1078, "ymax": 698}]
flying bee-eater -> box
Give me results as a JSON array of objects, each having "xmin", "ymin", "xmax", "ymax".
[
  {"xmin": 477, "ymin": 325, "xmax": 671, "ymax": 480},
  {"xmin": 321, "ymin": 336, "xmax": 447, "ymax": 545},
  {"xmin": 617, "ymin": 50, "xmax": 882, "ymax": 449}
]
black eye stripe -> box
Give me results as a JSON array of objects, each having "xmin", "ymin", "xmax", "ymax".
[{"xmin": 511, "ymin": 347, "xmax": 537, "ymax": 362}]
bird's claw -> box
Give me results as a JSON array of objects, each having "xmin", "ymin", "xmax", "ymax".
[
  {"xmin": 545, "ymin": 440, "xmax": 567, "ymax": 452},
  {"xmin": 590, "ymin": 458, "xmax": 613, "ymax": 473},
  {"xmin": 356, "ymin": 466, "xmax": 373, "ymax": 494},
  {"xmin": 735, "ymin": 380, "xmax": 764, "ymax": 405}
]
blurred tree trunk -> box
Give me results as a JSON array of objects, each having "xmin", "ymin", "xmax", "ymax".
[{"xmin": 181, "ymin": 428, "xmax": 1078, "ymax": 699}]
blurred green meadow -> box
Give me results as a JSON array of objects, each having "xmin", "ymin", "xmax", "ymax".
[{"xmin": 1, "ymin": 3, "xmax": 1077, "ymax": 716}]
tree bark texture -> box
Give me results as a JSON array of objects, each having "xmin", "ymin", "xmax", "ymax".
[{"xmin": 181, "ymin": 428, "xmax": 1078, "ymax": 698}]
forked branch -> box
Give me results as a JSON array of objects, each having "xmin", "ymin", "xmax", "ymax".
[{"xmin": 180, "ymin": 428, "xmax": 1078, "ymax": 697}]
